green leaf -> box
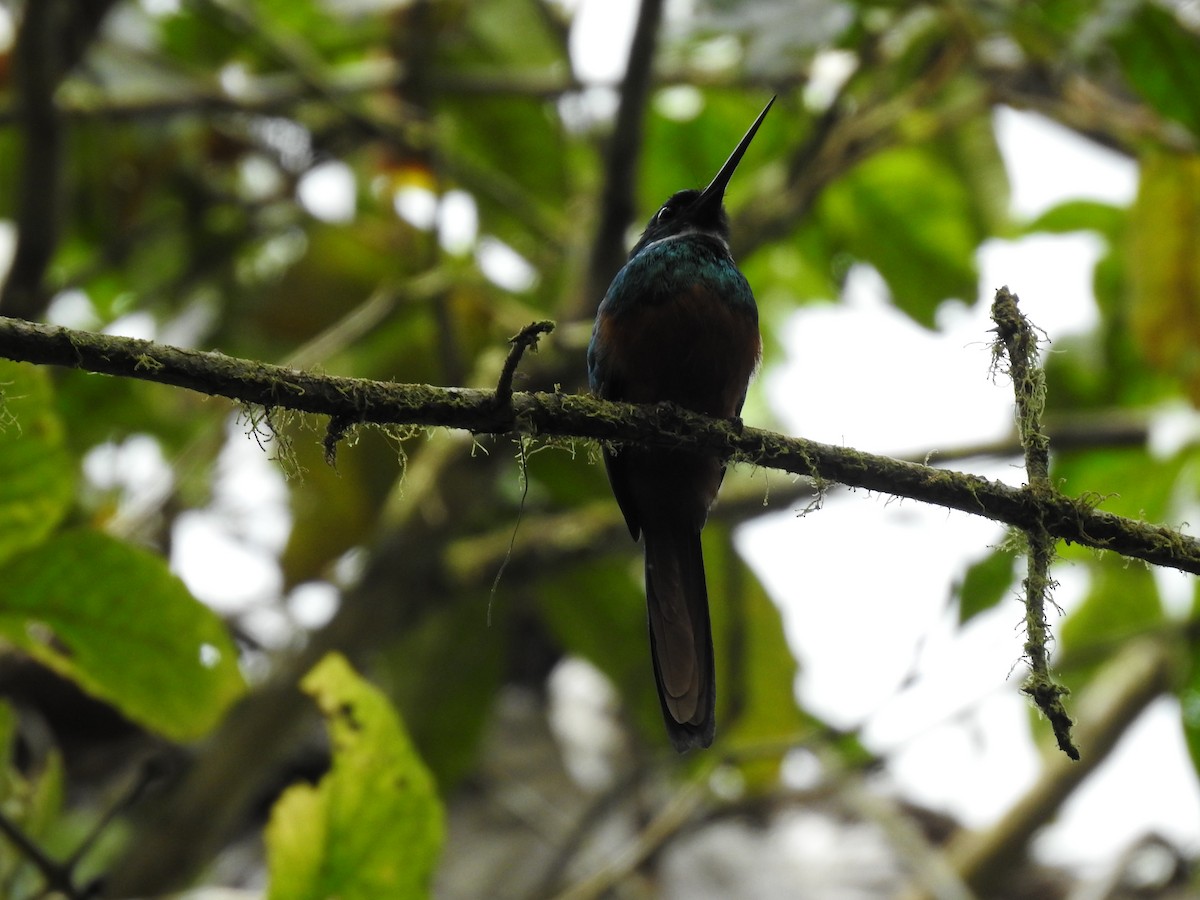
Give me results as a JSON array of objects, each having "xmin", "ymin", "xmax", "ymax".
[
  {"xmin": 1127, "ymin": 151, "xmax": 1200, "ymax": 403},
  {"xmin": 955, "ymin": 545, "xmax": 1019, "ymax": 624},
  {"xmin": 1023, "ymin": 200, "xmax": 1126, "ymax": 239},
  {"xmin": 642, "ymin": 95, "xmax": 789, "ymax": 217},
  {"xmin": 15, "ymin": 747, "xmax": 65, "ymax": 860},
  {"xmin": 934, "ymin": 112, "xmax": 1012, "ymax": 239},
  {"xmin": 0, "ymin": 361, "xmax": 74, "ymax": 568},
  {"xmin": 376, "ymin": 599, "xmax": 504, "ymax": 790},
  {"xmin": 740, "ymin": 228, "xmax": 837, "ymax": 321},
  {"xmin": 1009, "ymin": 0, "xmax": 1111, "ymax": 58},
  {"xmin": 266, "ymin": 653, "xmax": 444, "ymax": 900},
  {"xmin": 537, "ymin": 557, "xmax": 660, "ymax": 740},
  {"xmin": 537, "ymin": 525, "xmax": 808, "ymax": 768},
  {"xmin": 1113, "ymin": 5, "xmax": 1200, "ymax": 137},
  {"xmin": 816, "ymin": 146, "xmax": 980, "ymax": 326},
  {"xmin": 702, "ymin": 523, "xmax": 809, "ymax": 780},
  {"xmin": 1057, "ymin": 560, "xmax": 1163, "ymax": 682},
  {"xmin": 0, "ymin": 530, "xmax": 245, "ymax": 741},
  {"xmin": 158, "ymin": 7, "xmax": 244, "ymax": 69},
  {"xmin": 462, "ymin": 0, "xmax": 564, "ymax": 69},
  {"xmin": 0, "ymin": 701, "xmax": 59, "ymax": 828},
  {"xmin": 280, "ymin": 424, "xmax": 395, "ymax": 586},
  {"xmin": 1052, "ymin": 446, "xmax": 1185, "ymax": 524}
]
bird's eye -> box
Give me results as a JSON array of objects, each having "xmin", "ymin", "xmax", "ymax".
[{"xmin": 656, "ymin": 204, "xmax": 675, "ymax": 224}]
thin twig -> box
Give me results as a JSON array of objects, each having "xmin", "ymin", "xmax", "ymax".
[
  {"xmin": 66, "ymin": 755, "xmax": 170, "ymax": 874},
  {"xmin": 551, "ymin": 763, "xmax": 713, "ymax": 900},
  {"xmin": 991, "ymin": 285, "xmax": 1077, "ymax": 760},
  {"xmin": 533, "ymin": 766, "xmax": 649, "ymax": 897},
  {"xmin": 494, "ymin": 320, "xmax": 556, "ymax": 407},
  {"xmin": 488, "ymin": 436, "xmax": 531, "ymax": 623},
  {"xmin": 822, "ymin": 748, "xmax": 977, "ymax": 900}
]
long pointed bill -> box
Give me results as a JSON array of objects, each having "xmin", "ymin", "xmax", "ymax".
[{"xmin": 695, "ymin": 95, "xmax": 776, "ymax": 211}]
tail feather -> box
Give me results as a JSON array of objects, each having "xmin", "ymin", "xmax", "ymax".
[{"xmin": 644, "ymin": 528, "xmax": 715, "ymax": 751}]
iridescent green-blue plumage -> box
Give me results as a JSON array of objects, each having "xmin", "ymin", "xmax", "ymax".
[
  {"xmin": 587, "ymin": 98, "xmax": 772, "ymax": 751},
  {"xmin": 589, "ymin": 235, "xmax": 759, "ymax": 417}
]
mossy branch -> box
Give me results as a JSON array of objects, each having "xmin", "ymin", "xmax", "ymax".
[
  {"xmin": 1, "ymin": 314, "xmax": 1200, "ymax": 579},
  {"xmin": 991, "ymin": 286, "xmax": 1078, "ymax": 760}
]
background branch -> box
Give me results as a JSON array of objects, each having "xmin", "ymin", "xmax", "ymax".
[
  {"xmin": 932, "ymin": 637, "xmax": 1176, "ymax": 897},
  {"xmin": 0, "ymin": 0, "xmax": 118, "ymax": 320},
  {"xmin": 2, "ymin": 0, "xmax": 67, "ymax": 320},
  {"xmin": 581, "ymin": 0, "xmax": 667, "ymax": 314}
]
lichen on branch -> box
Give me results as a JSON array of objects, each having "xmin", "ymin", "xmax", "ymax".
[
  {"xmin": 0, "ymin": 313, "xmax": 1198, "ymax": 586},
  {"xmin": 991, "ymin": 285, "xmax": 1077, "ymax": 760}
]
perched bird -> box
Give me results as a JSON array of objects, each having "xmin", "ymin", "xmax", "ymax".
[{"xmin": 587, "ymin": 98, "xmax": 773, "ymax": 751}]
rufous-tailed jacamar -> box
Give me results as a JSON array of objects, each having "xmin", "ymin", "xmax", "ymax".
[{"xmin": 588, "ymin": 98, "xmax": 773, "ymax": 751}]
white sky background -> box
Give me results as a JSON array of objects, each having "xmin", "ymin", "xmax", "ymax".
[{"xmin": 0, "ymin": 0, "xmax": 1194, "ymax": 884}]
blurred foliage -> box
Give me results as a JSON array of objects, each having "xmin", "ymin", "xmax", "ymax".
[
  {"xmin": 954, "ymin": 542, "xmax": 1018, "ymax": 625},
  {"xmin": 0, "ymin": 0, "xmax": 1197, "ymax": 896},
  {"xmin": 0, "ymin": 703, "xmax": 66, "ymax": 898},
  {"xmin": 0, "ymin": 361, "xmax": 74, "ymax": 565}
]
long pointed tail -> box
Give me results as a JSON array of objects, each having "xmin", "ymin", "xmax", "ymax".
[{"xmin": 644, "ymin": 528, "xmax": 715, "ymax": 751}]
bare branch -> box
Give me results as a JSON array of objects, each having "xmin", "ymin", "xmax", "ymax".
[{"xmin": 494, "ymin": 320, "xmax": 556, "ymax": 407}]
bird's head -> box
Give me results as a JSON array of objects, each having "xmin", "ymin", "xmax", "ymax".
[{"xmin": 630, "ymin": 96, "xmax": 775, "ymax": 258}]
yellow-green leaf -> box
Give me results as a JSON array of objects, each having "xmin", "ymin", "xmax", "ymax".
[
  {"xmin": 1128, "ymin": 151, "xmax": 1200, "ymax": 404},
  {"xmin": 1113, "ymin": 5, "xmax": 1200, "ymax": 137},
  {"xmin": 266, "ymin": 652, "xmax": 444, "ymax": 900}
]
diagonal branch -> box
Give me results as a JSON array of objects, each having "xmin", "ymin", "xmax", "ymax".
[
  {"xmin": 0, "ymin": 315, "xmax": 1198, "ymax": 576},
  {"xmin": 0, "ymin": 809, "xmax": 84, "ymax": 899},
  {"xmin": 935, "ymin": 636, "xmax": 1174, "ymax": 897}
]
